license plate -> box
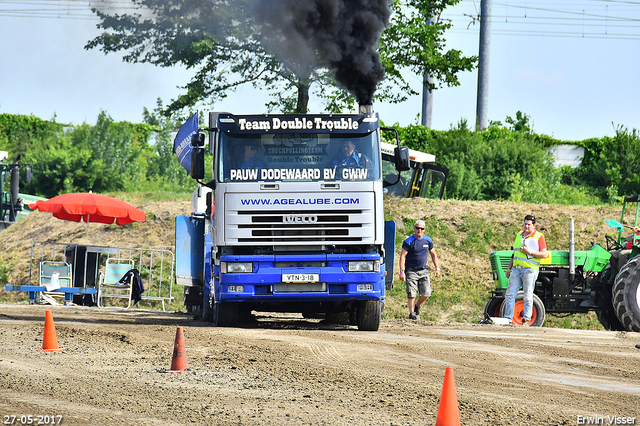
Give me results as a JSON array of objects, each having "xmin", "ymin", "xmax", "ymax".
[{"xmin": 281, "ymin": 273, "xmax": 319, "ymax": 283}]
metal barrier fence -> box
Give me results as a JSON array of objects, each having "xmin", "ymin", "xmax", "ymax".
[{"xmin": 27, "ymin": 241, "xmax": 175, "ymax": 311}]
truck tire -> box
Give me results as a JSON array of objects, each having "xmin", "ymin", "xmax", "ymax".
[
  {"xmin": 612, "ymin": 256, "xmax": 640, "ymax": 332},
  {"xmin": 184, "ymin": 286, "xmax": 203, "ymax": 316},
  {"xmin": 484, "ymin": 297, "xmax": 504, "ymax": 318},
  {"xmin": 326, "ymin": 311, "xmax": 351, "ymax": 325},
  {"xmin": 202, "ymin": 296, "xmax": 214, "ymax": 323},
  {"xmin": 356, "ymin": 300, "xmax": 381, "ymax": 331},
  {"xmin": 499, "ymin": 292, "xmax": 545, "ymax": 327},
  {"xmin": 237, "ymin": 306, "xmax": 256, "ymax": 323},
  {"xmin": 214, "ymin": 302, "xmax": 238, "ymax": 327}
]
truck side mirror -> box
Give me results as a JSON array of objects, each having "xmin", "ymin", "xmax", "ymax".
[
  {"xmin": 191, "ymin": 134, "xmax": 206, "ymax": 180},
  {"xmin": 25, "ymin": 167, "xmax": 32, "ymax": 184},
  {"xmin": 395, "ymin": 146, "xmax": 410, "ymax": 172}
]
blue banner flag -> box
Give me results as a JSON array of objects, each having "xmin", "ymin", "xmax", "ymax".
[{"xmin": 173, "ymin": 112, "xmax": 199, "ymax": 174}]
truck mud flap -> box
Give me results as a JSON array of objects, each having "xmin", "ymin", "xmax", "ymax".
[
  {"xmin": 175, "ymin": 215, "xmax": 205, "ymax": 287},
  {"xmin": 384, "ymin": 220, "xmax": 396, "ymax": 290}
]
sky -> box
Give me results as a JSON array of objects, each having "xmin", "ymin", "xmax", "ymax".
[{"xmin": 0, "ymin": 0, "xmax": 639, "ymax": 142}]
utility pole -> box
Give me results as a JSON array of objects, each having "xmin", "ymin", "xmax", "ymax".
[
  {"xmin": 421, "ymin": 17, "xmax": 433, "ymax": 128},
  {"xmin": 475, "ymin": 0, "xmax": 492, "ymax": 131},
  {"xmin": 421, "ymin": 74, "xmax": 434, "ymax": 128}
]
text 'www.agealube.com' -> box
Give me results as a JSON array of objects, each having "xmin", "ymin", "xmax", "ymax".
[{"xmin": 240, "ymin": 197, "xmax": 360, "ymax": 206}]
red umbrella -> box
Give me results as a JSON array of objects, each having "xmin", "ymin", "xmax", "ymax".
[{"xmin": 29, "ymin": 193, "xmax": 146, "ymax": 244}]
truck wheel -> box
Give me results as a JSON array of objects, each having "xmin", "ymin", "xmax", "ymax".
[
  {"xmin": 214, "ymin": 302, "xmax": 238, "ymax": 327},
  {"xmin": 326, "ymin": 311, "xmax": 351, "ymax": 325},
  {"xmin": 484, "ymin": 297, "xmax": 504, "ymax": 318},
  {"xmin": 500, "ymin": 292, "xmax": 545, "ymax": 327},
  {"xmin": 202, "ymin": 296, "xmax": 214, "ymax": 323},
  {"xmin": 612, "ymin": 256, "xmax": 640, "ymax": 332},
  {"xmin": 184, "ymin": 286, "xmax": 202, "ymax": 316},
  {"xmin": 357, "ymin": 300, "xmax": 381, "ymax": 331},
  {"xmin": 237, "ymin": 306, "xmax": 256, "ymax": 323}
]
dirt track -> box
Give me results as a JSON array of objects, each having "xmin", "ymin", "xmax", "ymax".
[{"xmin": 1, "ymin": 304, "xmax": 639, "ymax": 426}]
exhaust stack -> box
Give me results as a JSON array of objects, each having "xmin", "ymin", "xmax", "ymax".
[
  {"xmin": 569, "ymin": 219, "xmax": 575, "ymax": 283},
  {"xmin": 359, "ymin": 104, "xmax": 374, "ymax": 114}
]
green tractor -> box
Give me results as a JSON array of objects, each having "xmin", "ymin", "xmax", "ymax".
[{"xmin": 487, "ymin": 195, "xmax": 640, "ymax": 331}]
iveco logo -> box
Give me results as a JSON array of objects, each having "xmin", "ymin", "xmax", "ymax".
[{"xmin": 284, "ymin": 214, "xmax": 318, "ymax": 224}]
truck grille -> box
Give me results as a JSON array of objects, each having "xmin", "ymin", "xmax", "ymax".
[
  {"xmin": 235, "ymin": 209, "xmax": 369, "ymax": 243},
  {"xmin": 224, "ymin": 191, "xmax": 376, "ymax": 246}
]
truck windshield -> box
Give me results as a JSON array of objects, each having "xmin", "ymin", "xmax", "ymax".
[{"xmin": 217, "ymin": 132, "xmax": 380, "ymax": 182}]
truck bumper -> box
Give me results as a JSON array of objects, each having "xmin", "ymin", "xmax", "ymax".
[{"xmin": 214, "ymin": 253, "xmax": 385, "ymax": 303}]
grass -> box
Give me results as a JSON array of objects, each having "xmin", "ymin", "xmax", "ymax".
[
  {"xmin": 382, "ymin": 197, "xmax": 627, "ymax": 330},
  {"xmin": 1, "ymin": 194, "xmax": 631, "ymax": 330},
  {"xmin": 107, "ymin": 190, "xmax": 192, "ymax": 203}
]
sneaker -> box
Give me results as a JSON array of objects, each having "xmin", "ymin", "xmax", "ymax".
[
  {"xmin": 413, "ymin": 304, "xmax": 420, "ymax": 315},
  {"xmin": 521, "ymin": 318, "xmax": 530, "ymax": 327},
  {"xmin": 409, "ymin": 312, "xmax": 418, "ymax": 321}
]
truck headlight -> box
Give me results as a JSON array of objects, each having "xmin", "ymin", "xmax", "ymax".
[
  {"xmin": 221, "ymin": 262, "xmax": 253, "ymax": 273},
  {"xmin": 348, "ymin": 261, "xmax": 380, "ymax": 272}
]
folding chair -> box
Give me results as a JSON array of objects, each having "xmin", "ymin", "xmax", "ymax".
[
  {"xmin": 97, "ymin": 258, "xmax": 135, "ymax": 308},
  {"xmin": 40, "ymin": 261, "xmax": 73, "ymax": 289},
  {"xmin": 40, "ymin": 261, "xmax": 73, "ymax": 304}
]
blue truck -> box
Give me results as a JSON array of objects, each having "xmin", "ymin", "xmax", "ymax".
[{"xmin": 175, "ymin": 109, "xmax": 417, "ymax": 330}]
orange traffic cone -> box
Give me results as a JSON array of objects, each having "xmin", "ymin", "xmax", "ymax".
[
  {"xmin": 435, "ymin": 367, "xmax": 461, "ymax": 426},
  {"xmin": 167, "ymin": 327, "xmax": 188, "ymax": 373},
  {"xmin": 39, "ymin": 310, "xmax": 65, "ymax": 352}
]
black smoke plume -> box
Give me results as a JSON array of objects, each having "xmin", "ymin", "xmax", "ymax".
[{"xmin": 251, "ymin": 0, "xmax": 392, "ymax": 105}]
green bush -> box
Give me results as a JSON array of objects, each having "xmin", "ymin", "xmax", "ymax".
[
  {"xmin": 508, "ymin": 166, "xmax": 602, "ymax": 206},
  {"xmin": 1, "ymin": 110, "xmax": 196, "ymax": 198},
  {"xmin": 559, "ymin": 127, "xmax": 640, "ymax": 201},
  {"xmin": 3, "ymin": 110, "xmax": 640, "ymax": 203},
  {"xmin": 396, "ymin": 121, "xmax": 557, "ymax": 201}
]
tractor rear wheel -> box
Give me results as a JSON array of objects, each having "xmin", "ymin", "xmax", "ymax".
[
  {"xmin": 596, "ymin": 309, "xmax": 626, "ymax": 331},
  {"xmin": 595, "ymin": 286, "xmax": 625, "ymax": 331},
  {"xmin": 500, "ymin": 292, "xmax": 545, "ymax": 327},
  {"xmin": 612, "ymin": 256, "xmax": 640, "ymax": 332}
]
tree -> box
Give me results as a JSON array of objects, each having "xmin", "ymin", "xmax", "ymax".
[
  {"xmin": 86, "ymin": 0, "xmax": 474, "ymax": 114},
  {"xmin": 397, "ymin": 120, "xmax": 556, "ymax": 201},
  {"xmin": 142, "ymin": 99, "xmax": 196, "ymax": 191},
  {"xmin": 24, "ymin": 112, "xmax": 154, "ymax": 197},
  {"xmin": 505, "ymin": 111, "xmax": 533, "ymax": 133},
  {"xmin": 378, "ymin": 0, "xmax": 477, "ymax": 104}
]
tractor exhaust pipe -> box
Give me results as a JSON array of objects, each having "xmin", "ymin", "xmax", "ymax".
[{"xmin": 569, "ymin": 219, "xmax": 575, "ymax": 283}]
